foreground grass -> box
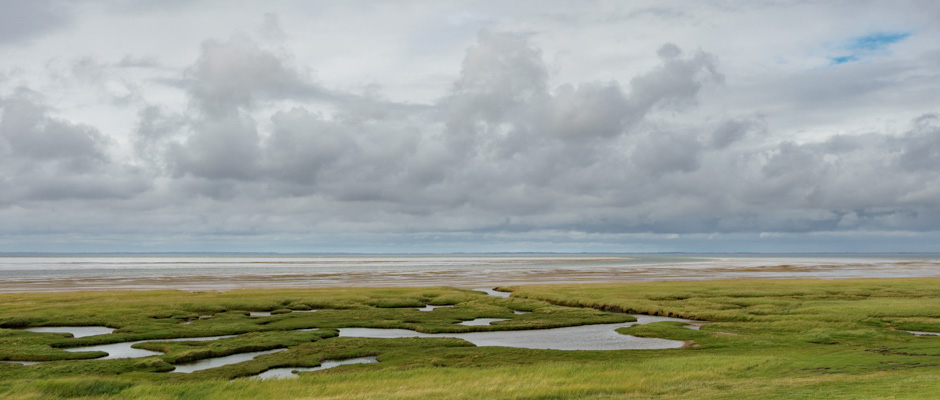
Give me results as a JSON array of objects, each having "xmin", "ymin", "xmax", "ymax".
[{"xmin": 1, "ymin": 279, "xmax": 938, "ymax": 399}]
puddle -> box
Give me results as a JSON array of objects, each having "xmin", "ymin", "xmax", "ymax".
[
  {"xmin": 249, "ymin": 312, "xmax": 272, "ymax": 317},
  {"xmin": 417, "ymin": 305, "xmax": 454, "ymax": 312},
  {"xmin": 65, "ymin": 342, "xmax": 163, "ymax": 359},
  {"xmin": 339, "ymin": 315, "xmax": 693, "ymax": 350},
  {"xmin": 513, "ymin": 310, "xmax": 531, "ymax": 315},
  {"xmin": 172, "ymin": 348, "xmax": 287, "ymax": 373},
  {"xmin": 24, "ymin": 326, "xmax": 114, "ymax": 338},
  {"xmin": 64, "ymin": 335, "xmax": 237, "ymax": 359},
  {"xmin": 906, "ymin": 330, "xmax": 940, "ymax": 336},
  {"xmin": 1, "ymin": 361, "xmax": 40, "ymax": 366},
  {"xmin": 160, "ymin": 335, "xmax": 237, "ymax": 342},
  {"xmin": 181, "ymin": 315, "xmax": 213, "ymax": 325},
  {"xmin": 180, "ymin": 315, "xmax": 214, "ymax": 325},
  {"xmin": 474, "ymin": 288, "xmax": 511, "ymax": 298},
  {"xmin": 458, "ymin": 318, "xmax": 509, "ymax": 326},
  {"xmin": 291, "ymin": 310, "xmax": 318, "ymax": 313},
  {"xmin": 251, "ymin": 356, "xmax": 378, "ymax": 380}
]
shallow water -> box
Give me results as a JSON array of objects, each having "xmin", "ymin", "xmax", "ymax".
[
  {"xmin": 906, "ymin": 330, "xmax": 940, "ymax": 336},
  {"xmin": 458, "ymin": 318, "xmax": 509, "ymax": 326},
  {"xmin": 474, "ymin": 288, "xmax": 511, "ymax": 298},
  {"xmin": 417, "ymin": 305, "xmax": 454, "ymax": 311},
  {"xmin": 1, "ymin": 361, "xmax": 40, "ymax": 366},
  {"xmin": 65, "ymin": 335, "xmax": 237, "ymax": 359},
  {"xmin": 24, "ymin": 326, "xmax": 114, "ymax": 338},
  {"xmin": 3, "ymin": 253, "xmax": 938, "ymax": 292},
  {"xmin": 172, "ymin": 348, "xmax": 287, "ymax": 373},
  {"xmin": 513, "ymin": 310, "xmax": 530, "ymax": 315},
  {"xmin": 249, "ymin": 312, "xmax": 272, "ymax": 317},
  {"xmin": 339, "ymin": 314, "xmax": 692, "ymax": 350},
  {"xmin": 251, "ymin": 356, "xmax": 378, "ymax": 380}
]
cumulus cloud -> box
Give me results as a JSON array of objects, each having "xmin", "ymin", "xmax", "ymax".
[
  {"xmin": 30, "ymin": 32, "xmax": 937, "ymax": 238},
  {"xmin": 187, "ymin": 34, "xmax": 319, "ymax": 116},
  {"xmin": 0, "ymin": 94, "xmax": 108, "ymax": 169},
  {"xmin": 1, "ymin": 2, "xmax": 939, "ymax": 252},
  {"xmin": 0, "ymin": 92, "xmax": 148, "ymax": 203}
]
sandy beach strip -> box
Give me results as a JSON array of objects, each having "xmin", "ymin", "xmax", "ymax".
[{"xmin": 1, "ymin": 258, "xmax": 938, "ymax": 293}]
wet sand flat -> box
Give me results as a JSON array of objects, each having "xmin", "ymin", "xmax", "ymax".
[{"xmin": 1, "ymin": 255, "xmax": 938, "ymax": 293}]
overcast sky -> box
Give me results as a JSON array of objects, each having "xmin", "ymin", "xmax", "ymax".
[{"xmin": 1, "ymin": 0, "xmax": 939, "ymax": 253}]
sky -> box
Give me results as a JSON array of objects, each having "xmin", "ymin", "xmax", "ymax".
[{"xmin": 0, "ymin": 0, "xmax": 939, "ymax": 253}]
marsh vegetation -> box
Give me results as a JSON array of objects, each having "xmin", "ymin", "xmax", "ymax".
[{"xmin": 0, "ymin": 279, "xmax": 938, "ymax": 399}]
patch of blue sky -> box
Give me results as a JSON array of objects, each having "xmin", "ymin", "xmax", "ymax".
[
  {"xmin": 830, "ymin": 55, "xmax": 858, "ymax": 65},
  {"xmin": 828, "ymin": 31, "xmax": 912, "ymax": 65},
  {"xmin": 845, "ymin": 32, "xmax": 911, "ymax": 51}
]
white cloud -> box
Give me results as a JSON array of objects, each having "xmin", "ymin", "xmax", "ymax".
[{"xmin": 0, "ymin": 1, "xmax": 938, "ymax": 252}]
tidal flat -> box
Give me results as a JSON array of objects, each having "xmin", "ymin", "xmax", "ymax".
[{"xmin": 1, "ymin": 279, "xmax": 939, "ymax": 399}]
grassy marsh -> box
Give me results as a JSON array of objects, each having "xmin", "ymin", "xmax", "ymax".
[{"xmin": 0, "ymin": 279, "xmax": 938, "ymax": 399}]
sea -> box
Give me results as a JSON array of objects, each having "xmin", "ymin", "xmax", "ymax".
[{"xmin": 1, "ymin": 253, "xmax": 938, "ymax": 292}]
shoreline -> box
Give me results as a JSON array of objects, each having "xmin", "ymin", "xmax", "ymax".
[{"xmin": 2, "ymin": 257, "xmax": 939, "ymax": 293}]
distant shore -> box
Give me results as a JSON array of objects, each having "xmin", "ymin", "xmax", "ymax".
[{"xmin": 1, "ymin": 254, "xmax": 938, "ymax": 293}]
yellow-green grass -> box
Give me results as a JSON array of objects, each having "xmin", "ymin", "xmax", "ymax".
[{"xmin": 1, "ymin": 278, "xmax": 939, "ymax": 399}]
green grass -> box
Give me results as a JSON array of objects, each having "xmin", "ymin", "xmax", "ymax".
[{"xmin": 1, "ymin": 279, "xmax": 939, "ymax": 399}]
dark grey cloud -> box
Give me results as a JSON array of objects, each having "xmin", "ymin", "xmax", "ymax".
[
  {"xmin": 709, "ymin": 118, "xmax": 763, "ymax": 149},
  {"xmin": 2, "ymin": 8, "xmax": 939, "ymax": 253},
  {"xmin": 264, "ymin": 107, "xmax": 356, "ymax": 185},
  {"xmin": 121, "ymin": 31, "xmax": 936, "ymax": 240},
  {"xmin": 168, "ymin": 114, "xmax": 261, "ymax": 181},
  {"xmin": 0, "ymin": 93, "xmax": 149, "ymax": 203},
  {"xmin": 0, "ymin": 0, "xmax": 72, "ymax": 45},
  {"xmin": 0, "ymin": 94, "xmax": 108, "ymax": 170},
  {"xmin": 897, "ymin": 113, "xmax": 940, "ymax": 171}
]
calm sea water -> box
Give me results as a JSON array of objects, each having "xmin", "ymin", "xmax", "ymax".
[{"xmin": 1, "ymin": 253, "xmax": 938, "ymax": 292}]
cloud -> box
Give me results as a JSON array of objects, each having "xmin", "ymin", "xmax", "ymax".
[
  {"xmin": 1, "ymin": 1, "xmax": 939, "ymax": 253},
  {"xmin": 186, "ymin": 34, "xmax": 319, "ymax": 116},
  {"xmin": 96, "ymin": 33, "xmax": 940, "ymax": 238},
  {"xmin": 897, "ymin": 113, "xmax": 940, "ymax": 171},
  {"xmin": 0, "ymin": 93, "xmax": 149, "ymax": 202},
  {"xmin": 0, "ymin": 94, "xmax": 108, "ymax": 169},
  {"xmin": 0, "ymin": 0, "xmax": 72, "ymax": 45}
]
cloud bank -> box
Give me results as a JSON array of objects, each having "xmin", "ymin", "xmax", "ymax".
[{"xmin": 0, "ymin": 1, "xmax": 938, "ymax": 252}]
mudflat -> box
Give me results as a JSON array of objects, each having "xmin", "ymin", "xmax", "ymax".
[{"xmin": 1, "ymin": 255, "xmax": 938, "ymax": 293}]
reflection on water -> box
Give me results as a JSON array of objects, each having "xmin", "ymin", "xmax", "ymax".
[
  {"xmin": 416, "ymin": 305, "xmax": 454, "ymax": 311},
  {"xmin": 65, "ymin": 341, "xmax": 162, "ymax": 359},
  {"xmin": 906, "ymin": 330, "xmax": 940, "ymax": 336},
  {"xmin": 251, "ymin": 356, "xmax": 379, "ymax": 380},
  {"xmin": 474, "ymin": 288, "xmax": 511, "ymax": 298},
  {"xmin": 172, "ymin": 348, "xmax": 287, "ymax": 373},
  {"xmin": 65, "ymin": 335, "xmax": 237, "ymax": 359},
  {"xmin": 340, "ymin": 315, "xmax": 692, "ymax": 350},
  {"xmin": 458, "ymin": 318, "xmax": 509, "ymax": 326},
  {"xmin": 1, "ymin": 361, "xmax": 40, "ymax": 366},
  {"xmin": 24, "ymin": 326, "xmax": 114, "ymax": 338}
]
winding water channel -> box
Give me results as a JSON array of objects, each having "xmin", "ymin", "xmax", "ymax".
[
  {"xmin": 339, "ymin": 314, "xmax": 693, "ymax": 350},
  {"xmin": 251, "ymin": 356, "xmax": 379, "ymax": 379}
]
